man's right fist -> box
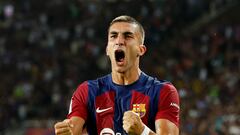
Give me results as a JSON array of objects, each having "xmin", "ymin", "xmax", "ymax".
[{"xmin": 54, "ymin": 119, "xmax": 74, "ymax": 135}]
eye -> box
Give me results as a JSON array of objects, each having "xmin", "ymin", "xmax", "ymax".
[
  {"xmin": 125, "ymin": 35, "xmax": 132, "ymax": 39},
  {"xmin": 124, "ymin": 33, "xmax": 133, "ymax": 39},
  {"xmin": 110, "ymin": 34, "xmax": 117, "ymax": 38}
]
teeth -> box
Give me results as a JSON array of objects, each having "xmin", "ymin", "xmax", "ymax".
[{"xmin": 119, "ymin": 58, "xmax": 124, "ymax": 62}]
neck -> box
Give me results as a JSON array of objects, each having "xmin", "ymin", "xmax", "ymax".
[{"xmin": 112, "ymin": 68, "xmax": 141, "ymax": 85}]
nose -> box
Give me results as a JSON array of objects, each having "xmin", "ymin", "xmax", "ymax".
[{"xmin": 115, "ymin": 35, "xmax": 125, "ymax": 46}]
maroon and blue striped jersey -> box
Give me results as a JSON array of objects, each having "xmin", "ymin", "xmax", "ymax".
[{"xmin": 67, "ymin": 72, "xmax": 180, "ymax": 135}]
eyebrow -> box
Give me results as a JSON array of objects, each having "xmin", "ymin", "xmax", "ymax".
[
  {"xmin": 124, "ymin": 31, "xmax": 134, "ymax": 36},
  {"xmin": 109, "ymin": 31, "xmax": 118, "ymax": 35},
  {"xmin": 109, "ymin": 31, "xmax": 134, "ymax": 36}
]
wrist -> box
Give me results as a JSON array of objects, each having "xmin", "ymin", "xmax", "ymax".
[{"xmin": 140, "ymin": 124, "xmax": 150, "ymax": 135}]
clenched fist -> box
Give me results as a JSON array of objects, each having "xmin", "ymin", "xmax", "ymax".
[
  {"xmin": 123, "ymin": 111, "xmax": 145, "ymax": 135},
  {"xmin": 54, "ymin": 119, "xmax": 74, "ymax": 135}
]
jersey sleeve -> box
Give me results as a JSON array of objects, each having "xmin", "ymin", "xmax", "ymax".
[
  {"xmin": 67, "ymin": 81, "xmax": 89, "ymax": 120},
  {"xmin": 155, "ymin": 83, "xmax": 180, "ymax": 127}
]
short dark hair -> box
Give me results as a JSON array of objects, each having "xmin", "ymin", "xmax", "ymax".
[{"xmin": 109, "ymin": 15, "xmax": 145, "ymax": 44}]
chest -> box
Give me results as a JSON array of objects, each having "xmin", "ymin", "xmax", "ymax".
[{"xmin": 86, "ymin": 86, "xmax": 161, "ymax": 134}]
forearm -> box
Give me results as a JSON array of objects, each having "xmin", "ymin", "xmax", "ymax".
[
  {"xmin": 155, "ymin": 119, "xmax": 179, "ymax": 135},
  {"xmin": 70, "ymin": 117, "xmax": 85, "ymax": 135}
]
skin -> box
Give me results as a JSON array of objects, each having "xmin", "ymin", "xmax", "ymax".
[
  {"xmin": 123, "ymin": 111, "xmax": 179, "ymax": 135},
  {"xmin": 54, "ymin": 21, "xmax": 179, "ymax": 135},
  {"xmin": 54, "ymin": 117, "xmax": 84, "ymax": 135},
  {"xmin": 106, "ymin": 22, "xmax": 146, "ymax": 85}
]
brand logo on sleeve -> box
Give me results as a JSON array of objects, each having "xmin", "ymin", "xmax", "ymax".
[
  {"xmin": 170, "ymin": 102, "xmax": 180, "ymax": 109},
  {"xmin": 132, "ymin": 104, "xmax": 146, "ymax": 118}
]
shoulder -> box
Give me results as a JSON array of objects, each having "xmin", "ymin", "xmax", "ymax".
[
  {"xmin": 156, "ymin": 81, "xmax": 180, "ymax": 127},
  {"xmin": 143, "ymin": 73, "xmax": 178, "ymax": 98},
  {"xmin": 87, "ymin": 74, "xmax": 111, "ymax": 85},
  {"xmin": 74, "ymin": 74, "xmax": 111, "ymax": 94},
  {"xmin": 157, "ymin": 81, "xmax": 178, "ymax": 99},
  {"xmin": 161, "ymin": 82, "xmax": 177, "ymax": 92},
  {"xmin": 143, "ymin": 73, "xmax": 175, "ymax": 89},
  {"xmin": 158, "ymin": 81, "xmax": 179, "ymax": 109}
]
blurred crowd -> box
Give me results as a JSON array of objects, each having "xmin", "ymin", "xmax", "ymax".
[{"xmin": 0, "ymin": 0, "xmax": 239, "ymax": 134}]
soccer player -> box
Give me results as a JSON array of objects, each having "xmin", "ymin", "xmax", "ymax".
[{"xmin": 54, "ymin": 15, "xmax": 180, "ymax": 135}]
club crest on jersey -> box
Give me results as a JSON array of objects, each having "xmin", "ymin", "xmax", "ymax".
[{"xmin": 132, "ymin": 104, "xmax": 146, "ymax": 118}]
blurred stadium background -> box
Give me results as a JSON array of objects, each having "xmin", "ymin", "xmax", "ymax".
[{"xmin": 0, "ymin": 0, "xmax": 240, "ymax": 135}]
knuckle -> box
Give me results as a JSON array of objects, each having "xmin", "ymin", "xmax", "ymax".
[
  {"xmin": 55, "ymin": 129, "xmax": 59, "ymax": 134},
  {"xmin": 125, "ymin": 126, "xmax": 129, "ymax": 131},
  {"xmin": 64, "ymin": 119, "xmax": 69, "ymax": 123},
  {"xmin": 123, "ymin": 126, "xmax": 128, "ymax": 131},
  {"xmin": 54, "ymin": 122, "xmax": 60, "ymax": 128},
  {"xmin": 124, "ymin": 111, "xmax": 130, "ymax": 115}
]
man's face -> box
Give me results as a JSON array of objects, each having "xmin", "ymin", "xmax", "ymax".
[{"xmin": 106, "ymin": 22, "xmax": 145, "ymax": 73}]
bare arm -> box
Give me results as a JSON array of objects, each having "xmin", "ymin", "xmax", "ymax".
[
  {"xmin": 54, "ymin": 116, "xmax": 85, "ymax": 135},
  {"xmin": 154, "ymin": 119, "xmax": 179, "ymax": 135},
  {"xmin": 147, "ymin": 119, "xmax": 179, "ymax": 135},
  {"xmin": 71, "ymin": 116, "xmax": 85, "ymax": 135}
]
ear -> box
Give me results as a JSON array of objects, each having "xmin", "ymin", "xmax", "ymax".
[
  {"xmin": 106, "ymin": 45, "xmax": 109, "ymax": 56},
  {"xmin": 138, "ymin": 44, "xmax": 147, "ymax": 56}
]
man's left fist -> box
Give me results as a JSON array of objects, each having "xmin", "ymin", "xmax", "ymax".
[{"xmin": 123, "ymin": 111, "xmax": 144, "ymax": 135}]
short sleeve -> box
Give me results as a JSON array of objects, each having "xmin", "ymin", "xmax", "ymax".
[
  {"xmin": 155, "ymin": 83, "xmax": 180, "ymax": 127},
  {"xmin": 67, "ymin": 81, "xmax": 89, "ymax": 120}
]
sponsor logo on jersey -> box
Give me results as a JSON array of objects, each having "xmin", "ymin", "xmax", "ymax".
[
  {"xmin": 100, "ymin": 128, "xmax": 114, "ymax": 135},
  {"xmin": 96, "ymin": 107, "xmax": 112, "ymax": 113},
  {"xmin": 132, "ymin": 104, "xmax": 146, "ymax": 118}
]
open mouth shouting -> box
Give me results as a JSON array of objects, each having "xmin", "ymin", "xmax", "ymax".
[{"xmin": 115, "ymin": 49, "xmax": 125, "ymax": 66}]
